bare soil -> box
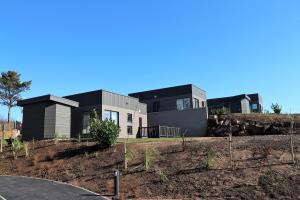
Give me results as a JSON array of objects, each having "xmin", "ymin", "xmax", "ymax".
[{"xmin": 0, "ymin": 135, "xmax": 299, "ymax": 200}]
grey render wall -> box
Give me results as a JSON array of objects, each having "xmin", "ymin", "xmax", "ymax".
[
  {"xmin": 22, "ymin": 102, "xmax": 47, "ymax": 140},
  {"xmin": 147, "ymin": 108, "xmax": 207, "ymax": 137}
]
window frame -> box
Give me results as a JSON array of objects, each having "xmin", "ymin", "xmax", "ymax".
[
  {"xmin": 127, "ymin": 125, "xmax": 133, "ymax": 135},
  {"xmin": 103, "ymin": 110, "xmax": 119, "ymax": 126}
]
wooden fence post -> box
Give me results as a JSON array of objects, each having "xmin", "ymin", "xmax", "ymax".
[
  {"xmin": 290, "ymin": 118, "xmax": 296, "ymax": 164},
  {"xmin": 229, "ymin": 122, "xmax": 234, "ymax": 170},
  {"xmin": 0, "ymin": 124, "xmax": 4, "ymax": 153}
]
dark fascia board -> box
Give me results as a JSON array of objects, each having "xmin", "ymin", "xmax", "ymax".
[
  {"xmin": 208, "ymin": 94, "xmax": 251, "ymax": 103},
  {"xmin": 64, "ymin": 89, "xmax": 144, "ymax": 104},
  {"xmin": 129, "ymin": 84, "xmax": 206, "ymax": 99},
  {"xmin": 17, "ymin": 94, "xmax": 79, "ymax": 107}
]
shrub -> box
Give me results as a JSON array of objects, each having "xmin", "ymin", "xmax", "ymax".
[
  {"xmin": 89, "ymin": 109, "xmax": 120, "ymax": 148},
  {"xmin": 206, "ymin": 149, "xmax": 216, "ymax": 170},
  {"xmin": 125, "ymin": 148, "xmax": 135, "ymax": 166},
  {"xmin": 12, "ymin": 138, "xmax": 23, "ymax": 160},
  {"xmin": 53, "ymin": 133, "xmax": 59, "ymax": 145},
  {"xmin": 24, "ymin": 142, "xmax": 29, "ymax": 158},
  {"xmin": 144, "ymin": 147, "xmax": 157, "ymax": 170},
  {"xmin": 159, "ymin": 171, "xmax": 169, "ymax": 182},
  {"xmin": 271, "ymin": 103, "xmax": 282, "ymax": 114}
]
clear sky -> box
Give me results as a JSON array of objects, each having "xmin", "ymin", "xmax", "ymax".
[{"xmin": 1, "ymin": 0, "xmax": 300, "ymax": 121}]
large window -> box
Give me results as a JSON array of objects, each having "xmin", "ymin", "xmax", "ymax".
[
  {"xmin": 251, "ymin": 103, "xmax": 258, "ymax": 110},
  {"xmin": 176, "ymin": 98, "xmax": 190, "ymax": 110},
  {"xmin": 103, "ymin": 110, "xmax": 119, "ymax": 126},
  {"xmin": 193, "ymin": 98, "xmax": 200, "ymax": 109},
  {"xmin": 82, "ymin": 112, "xmax": 90, "ymax": 134}
]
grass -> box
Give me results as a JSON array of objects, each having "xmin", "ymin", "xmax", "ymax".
[{"xmin": 117, "ymin": 138, "xmax": 181, "ymax": 144}]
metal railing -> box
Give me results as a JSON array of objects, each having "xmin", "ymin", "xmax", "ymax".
[{"xmin": 138, "ymin": 126, "xmax": 181, "ymax": 138}]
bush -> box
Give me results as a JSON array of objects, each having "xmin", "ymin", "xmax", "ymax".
[
  {"xmin": 271, "ymin": 103, "xmax": 282, "ymax": 114},
  {"xmin": 89, "ymin": 109, "xmax": 120, "ymax": 148}
]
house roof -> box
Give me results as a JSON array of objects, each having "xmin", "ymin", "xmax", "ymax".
[
  {"xmin": 207, "ymin": 94, "xmax": 251, "ymax": 104},
  {"xmin": 129, "ymin": 84, "xmax": 205, "ymax": 100},
  {"xmin": 17, "ymin": 95, "xmax": 79, "ymax": 107}
]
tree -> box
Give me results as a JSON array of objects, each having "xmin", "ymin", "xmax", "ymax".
[
  {"xmin": 0, "ymin": 71, "xmax": 31, "ymax": 122},
  {"xmin": 271, "ymin": 103, "xmax": 282, "ymax": 114}
]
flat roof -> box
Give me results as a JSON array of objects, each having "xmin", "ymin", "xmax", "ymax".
[
  {"xmin": 129, "ymin": 84, "xmax": 206, "ymax": 100},
  {"xmin": 208, "ymin": 94, "xmax": 251, "ymax": 103},
  {"xmin": 17, "ymin": 95, "xmax": 79, "ymax": 107}
]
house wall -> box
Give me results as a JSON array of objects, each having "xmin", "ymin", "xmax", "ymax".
[
  {"xmin": 55, "ymin": 104, "xmax": 71, "ymax": 138},
  {"xmin": 147, "ymin": 108, "xmax": 207, "ymax": 137},
  {"xmin": 241, "ymin": 99, "xmax": 251, "ymax": 114},
  {"xmin": 44, "ymin": 104, "xmax": 56, "ymax": 138},
  {"xmin": 22, "ymin": 102, "xmax": 47, "ymax": 140}
]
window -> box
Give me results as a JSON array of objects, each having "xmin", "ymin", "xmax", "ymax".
[
  {"xmin": 176, "ymin": 98, "xmax": 190, "ymax": 110},
  {"xmin": 127, "ymin": 126, "xmax": 133, "ymax": 135},
  {"xmin": 127, "ymin": 113, "xmax": 133, "ymax": 123},
  {"xmin": 193, "ymin": 98, "xmax": 200, "ymax": 109},
  {"xmin": 82, "ymin": 112, "xmax": 90, "ymax": 134},
  {"xmin": 202, "ymin": 101, "xmax": 205, "ymax": 108},
  {"xmin": 103, "ymin": 110, "xmax": 119, "ymax": 126},
  {"xmin": 139, "ymin": 117, "xmax": 143, "ymax": 127},
  {"xmin": 153, "ymin": 101, "xmax": 160, "ymax": 112},
  {"xmin": 251, "ymin": 103, "xmax": 258, "ymax": 110}
]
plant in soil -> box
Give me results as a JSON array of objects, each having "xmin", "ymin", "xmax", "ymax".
[
  {"xmin": 12, "ymin": 138, "xmax": 23, "ymax": 160},
  {"xmin": 53, "ymin": 133, "xmax": 59, "ymax": 145},
  {"xmin": 23, "ymin": 142, "xmax": 29, "ymax": 158},
  {"xmin": 144, "ymin": 147, "xmax": 157, "ymax": 170},
  {"xmin": 125, "ymin": 148, "xmax": 135, "ymax": 169},
  {"xmin": 89, "ymin": 109, "xmax": 120, "ymax": 148},
  {"xmin": 206, "ymin": 149, "xmax": 216, "ymax": 170},
  {"xmin": 159, "ymin": 171, "xmax": 169, "ymax": 182}
]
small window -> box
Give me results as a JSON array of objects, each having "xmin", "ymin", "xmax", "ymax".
[
  {"xmin": 251, "ymin": 103, "xmax": 258, "ymax": 110},
  {"xmin": 139, "ymin": 117, "xmax": 143, "ymax": 127},
  {"xmin": 202, "ymin": 101, "xmax": 205, "ymax": 108},
  {"xmin": 127, "ymin": 126, "xmax": 133, "ymax": 135},
  {"xmin": 127, "ymin": 113, "xmax": 133, "ymax": 123},
  {"xmin": 193, "ymin": 98, "xmax": 200, "ymax": 109}
]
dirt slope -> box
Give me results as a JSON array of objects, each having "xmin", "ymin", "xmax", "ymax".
[{"xmin": 0, "ymin": 136, "xmax": 299, "ymax": 199}]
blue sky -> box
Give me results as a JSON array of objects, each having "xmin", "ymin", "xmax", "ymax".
[{"xmin": 1, "ymin": 0, "xmax": 300, "ymax": 120}]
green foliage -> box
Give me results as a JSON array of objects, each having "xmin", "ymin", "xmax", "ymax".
[
  {"xmin": 89, "ymin": 109, "xmax": 120, "ymax": 148},
  {"xmin": 12, "ymin": 138, "xmax": 23, "ymax": 160},
  {"xmin": 159, "ymin": 171, "xmax": 169, "ymax": 182},
  {"xmin": 206, "ymin": 149, "xmax": 216, "ymax": 170},
  {"xmin": 271, "ymin": 103, "xmax": 282, "ymax": 114},
  {"xmin": 0, "ymin": 71, "xmax": 31, "ymax": 122},
  {"xmin": 144, "ymin": 147, "xmax": 157, "ymax": 170},
  {"xmin": 24, "ymin": 142, "xmax": 29, "ymax": 158},
  {"xmin": 53, "ymin": 133, "xmax": 59, "ymax": 145},
  {"xmin": 125, "ymin": 148, "xmax": 135, "ymax": 163}
]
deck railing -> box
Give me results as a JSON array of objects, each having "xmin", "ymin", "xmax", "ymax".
[{"xmin": 138, "ymin": 126, "xmax": 181, "ymax": 138}]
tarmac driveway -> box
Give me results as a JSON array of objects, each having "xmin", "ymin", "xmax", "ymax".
[{"xmin": 0, "ymin": 176, "xmax": 106, "ymax": 200}]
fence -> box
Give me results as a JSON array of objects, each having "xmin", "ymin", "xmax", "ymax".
[
  {"xmin": 138, "ymin": 126, "xmax": 181, "ymax": 138},
  {"xmin": 0, "ymin": 122, "xmax": 21, "ymax": 139}
]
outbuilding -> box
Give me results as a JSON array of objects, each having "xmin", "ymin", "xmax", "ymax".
[{"xmin": 17, "ymin": 95, "xmax": 79, "ymax": 140}]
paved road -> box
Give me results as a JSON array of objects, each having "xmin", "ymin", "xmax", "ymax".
[{"xmin": 0, "ymin": 176, "xmax": 107, "ymax": 200}]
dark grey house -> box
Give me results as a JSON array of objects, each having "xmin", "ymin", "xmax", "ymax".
[
  {"xmin": 17, "ymin": 95, "xmax": 79, "ymax": 140},
  {"xmin": 248, "ymin": 93, "xmax": 263, "ymax": 113},
  {"xmin": 207, "ymin": 93, "xmax": 263, "ymax": 114},
  {"xmin": 207, "ymin": 94, "xmax": 251, "ymax": 114},
  {"xmin": 129, "ymin": 84, "xmax": 208, "ymax": 137}
]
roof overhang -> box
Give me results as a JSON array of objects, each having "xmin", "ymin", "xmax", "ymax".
[{"xmin": 17, "ymin": 95, "xmax": 79, "ymax": 107}]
